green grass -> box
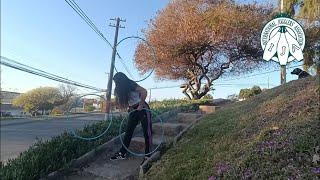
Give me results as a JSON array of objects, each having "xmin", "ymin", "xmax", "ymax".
[
  {"xmin": 145, "ymin": 76, "xmax": 320, "ymax": 179},
  {"xmin": 150, "ymin": 98, "xmax": 212, "ymax": 114}
]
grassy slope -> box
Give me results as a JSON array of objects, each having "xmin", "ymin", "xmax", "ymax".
[{"xmin": 146, "ymin": 77, "xmax": 320, "ymax": 180}]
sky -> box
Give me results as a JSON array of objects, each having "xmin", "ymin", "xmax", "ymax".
[{"xmin": 1, "ymin": 0, "xmax": 305, "ymax": 100}]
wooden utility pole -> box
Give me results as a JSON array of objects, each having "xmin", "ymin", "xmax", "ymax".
[
  {"xmin": 106, "ymin": 17, "xmax": 125, "ymax": 111},
  {"xmin": 280, "ymin": 0, "xmax": 286, "ymax": 84}
]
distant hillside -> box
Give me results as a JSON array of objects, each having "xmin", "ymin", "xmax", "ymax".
[{"xmin": 145, "ymin": 76, "xmax": 320, "ymax": 179}]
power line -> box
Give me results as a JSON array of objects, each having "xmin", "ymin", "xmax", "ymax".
[
  {"xmin": 64, "ymin": 0, "xmax": 113, "ymax": 47},
  {"xmin": 2, "ymin": 56, "xmax": 83, "ymax": 85},
  {"xmin": 116, "ymin": 55, "xmax": 134, "ymax": 78},
  {"xmin": 1, "ymin": 56, "xmax": 106, "ymax": 92},
  {"xmin": 1, "ymin": 60, "xmax": 104, "ymax": 91},
  {"xmin": 148, "ymin": 83, "xmax": 278, "ymax": 90},
  {"xmin": 147, "ymin": 64, "xmax": 302, "ymax": 90},
  {"xmin": 65, "ymin": 0, "xmax": 133, "ymax": 78},
  {"xmin": 218, "ymin": 64, "xmax": 301, "ymax": 82}
]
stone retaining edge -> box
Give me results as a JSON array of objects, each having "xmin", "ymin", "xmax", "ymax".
[{"xmin": 41, "ymin": 133, "xmax": 124, "ymax": 180}]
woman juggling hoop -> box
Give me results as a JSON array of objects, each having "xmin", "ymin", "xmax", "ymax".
[{"xmin": 110, "ymin": 72, "xmax": 152, "ymax": 163}]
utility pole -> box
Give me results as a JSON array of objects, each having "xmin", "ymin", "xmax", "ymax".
[
  {"xmin": 280, "ymin": 0, "xmax": 286, "ymax": 85},
  {"xmin": 106, "ymin": 17, "xmax": 125, "ymax": 112}
]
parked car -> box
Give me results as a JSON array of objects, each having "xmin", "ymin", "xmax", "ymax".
[{"xmin": 0, "ymin": 112, "xmax": 13, "ymax": 117}]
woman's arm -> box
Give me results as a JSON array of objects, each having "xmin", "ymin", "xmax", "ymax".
[{"xmin": 136, "ymin": 85, "xmax": 147, "ymax": 110}]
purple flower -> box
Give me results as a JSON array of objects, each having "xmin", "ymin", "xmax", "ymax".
[
  {"xmin": 243, "ymin": 169, "xmax": 252, "ymax": 179},
  {"xmin": 312, "ymin": 167, "xmax": 320, "ymax": 175},
  {"xmin": 208, "ymin": 176, "xmax": 217, "ymax": 180},
  {"xmin": 216, "ymin": 162, "xmax": 230, "ymax": 175}
]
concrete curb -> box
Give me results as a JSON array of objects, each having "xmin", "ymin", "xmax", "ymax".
[
  {"xmin": 41, "ymin": 133, "xmax": 124, "ymax": 180},
  {"xmin": 139, "ymin": 151, "xmax": 161, "ymax": 177},
  {"xmin": 1, "ymin": 118, "xmax": 55, "ymax": 127},
  {"xmin": 0, "ymin": 114, "xmax": 96, "ymax": 127},
  {"xmin": 69, "ymin": 133, "xmax": 124, "ymax": 168}
]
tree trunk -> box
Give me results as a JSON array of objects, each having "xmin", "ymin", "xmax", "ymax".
[{"xmin": 181, "ymin": 79, "xmax": 211, "ymax": 100}]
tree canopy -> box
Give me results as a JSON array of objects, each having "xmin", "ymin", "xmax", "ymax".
[
  {"xmin": 280, "ymin": 0, "xmax": 320, "ymax": 73},
  {"xmin": 13, "ymin": 87, "xmax": 61, "ymax": 116},
  {"xmin": 239, "ymin": 85, "xmax": 262, "ymax": 99},
  {"xmin": 135, "ymin": 0, "xmax": 273, "ymax": 99}
]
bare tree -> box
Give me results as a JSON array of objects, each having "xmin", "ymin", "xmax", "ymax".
[{"xmin": 57, "ymin": 84, "xmax": 77, "ymax": 113}]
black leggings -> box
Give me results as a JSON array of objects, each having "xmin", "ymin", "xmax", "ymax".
[{"xmin": 120, "ymin": 102, "xmax": 152, "ymax": 155}]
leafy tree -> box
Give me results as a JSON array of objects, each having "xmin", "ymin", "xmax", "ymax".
[
  {"xmin": 12, "ymin": 87, "xmax": 61, "ymax": 116},
  {"xmin": 281, "ymin": 0, "xmax": 319, "ymax": 20},
  {"xmin": 239, "ymin": 85, "xmax": 262, "ymax": 99},
  {"xmin": 202, "ymin": 93, "xmax": 213, "ymax": 100},
  {"xmin": 251, "ymin": 85, "xmax": 262, "ymax": 95},
  {"xmin": 280, "ymin": 0, "xmax": 320, "ymax": 74},
  {"xmin": 135, "ymin": 0, "xmax": 272, "ymax": 99}
]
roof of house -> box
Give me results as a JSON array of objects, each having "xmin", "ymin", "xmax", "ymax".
[{"xmin": 0, "ymin": 91, "xmax": 21, "ymax": 104}]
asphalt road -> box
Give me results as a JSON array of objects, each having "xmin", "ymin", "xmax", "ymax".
[{"xmin": 0, "ymin": 114, "xmax": 114, "ymax": 162}]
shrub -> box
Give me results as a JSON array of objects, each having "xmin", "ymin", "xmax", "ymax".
[
  {"xmin": 51, "ymin": 107, "xmax": 63, "ymax": 115},
  {"xmin": 84, "ymin": 105, "xmax": 95, "ymax": 112},
  {"xmin": 239, "ymin": 86, "xmax": 262, "ymax": 99}
]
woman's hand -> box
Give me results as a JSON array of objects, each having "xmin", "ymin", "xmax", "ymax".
[{"xmin": 137, "ymin": 102, "xmax": 144, "ymax": 111}]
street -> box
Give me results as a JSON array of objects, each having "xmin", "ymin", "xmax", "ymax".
[{"xmin": 0, "ymin": 114, "xmax": 113, "ymax": 162}]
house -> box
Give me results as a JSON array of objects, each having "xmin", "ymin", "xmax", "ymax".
[
  {"xmin": 0, "ymin": 104, "xmax": 25, "ymax": 116},
  {"xmin": 0, "ymin": 91, "xmax": 24, "ymax": 117}
]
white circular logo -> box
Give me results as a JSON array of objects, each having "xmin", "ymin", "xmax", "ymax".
[{"xmin": 261, "ymin": 17, "xmax": 305, "ymax": 65}]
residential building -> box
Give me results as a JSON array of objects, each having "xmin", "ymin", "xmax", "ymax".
[{"xmin": 0, "ymin": 91, "xmax": 24, "ymax": 116}]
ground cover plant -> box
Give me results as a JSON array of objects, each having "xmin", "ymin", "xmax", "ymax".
[{"xmin": 145, "ymin": 77, "xmax": 320, "ymax": 179}]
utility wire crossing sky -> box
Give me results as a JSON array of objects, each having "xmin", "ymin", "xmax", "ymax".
[{"xmin": 1, "ymin": 0, "xmax": 305, "ymax": 100}]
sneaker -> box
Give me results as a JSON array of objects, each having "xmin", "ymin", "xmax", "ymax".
[{"xmin": 110, "ymin": 152, "xmax": 126, "ymax": 161}]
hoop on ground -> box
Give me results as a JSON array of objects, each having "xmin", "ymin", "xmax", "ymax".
[
  {"xmin": 67, "ymin": 93, "xmax": 113, "ymax": 141},
  {"xmin": 115, "ymin": 36, "xmax": 157, "ymax": 82},
  {"xmin": 119, "ymin": 108, "xmax": 164, "ymax": 157}
]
